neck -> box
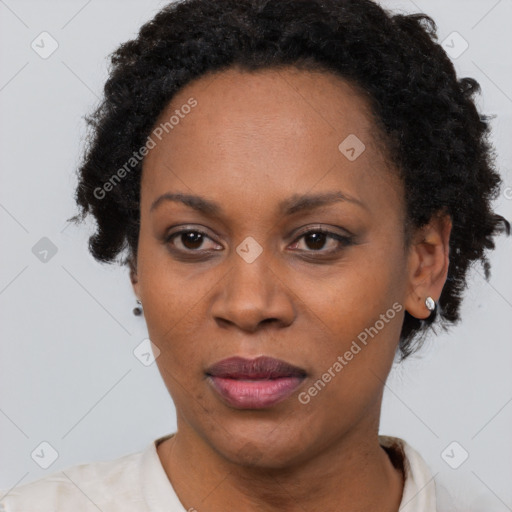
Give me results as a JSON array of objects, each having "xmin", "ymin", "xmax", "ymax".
[{"xmin": 157, "ymin": 422, "xmax": 404, "ymax": 512}]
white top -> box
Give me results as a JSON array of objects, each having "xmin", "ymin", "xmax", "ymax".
[{"xmin": 0, "ymin": 434, "xmax": 438, "ymax": 511}]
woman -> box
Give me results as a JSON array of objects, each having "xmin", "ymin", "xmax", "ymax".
[{"xmin": 1, "ymin": 0, "xmax": 509, "ymax": 510}]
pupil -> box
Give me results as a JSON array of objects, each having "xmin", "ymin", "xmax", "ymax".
[
  {"xmin": 183, "ymin": 232, "xmax": 203, "ymax": 249},
  {"xmin": 306, "ymin": 233, "xmax": 326, "ymax": 250}
]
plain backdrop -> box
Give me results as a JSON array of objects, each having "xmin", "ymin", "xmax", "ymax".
[{"xmin": 0, "ymin": 0, "xmax": 511, "ymax": 510}]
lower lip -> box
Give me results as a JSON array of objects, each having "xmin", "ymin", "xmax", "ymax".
[{"xmin": 207, "ymin": 376, "xmax": 305, "ymax": 409}]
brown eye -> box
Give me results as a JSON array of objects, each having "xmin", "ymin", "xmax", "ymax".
[
  {"xmin": 290, "ymin": 229, "xmax": 353, "ymax": 254},
  {"xmin": 303, "ymin": 232, "xmax": 329, "ymax": 250},
  {"xmin": 180, "ymin": 231, "xmax": 205, "ymax": 250},
  {"xmin": 166, "ymin": 229, "xmax": 220, "ymax": 252}
]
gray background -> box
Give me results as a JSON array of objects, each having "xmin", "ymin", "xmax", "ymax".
[{"xmin": 0, "ymin": 0, "xmax": 511, "ymax": 509}]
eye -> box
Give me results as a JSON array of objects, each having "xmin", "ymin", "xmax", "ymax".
[
  {"xmin": 165, "ymin": 226, "xmax": 354, "ymax": 256},
  {"xmin": 289, "ymin": 228, "xmax": 353, "ymax": 254},
  {"xmin": 165, "ymin": 229, "xmax": 221, "ymax": 252}
]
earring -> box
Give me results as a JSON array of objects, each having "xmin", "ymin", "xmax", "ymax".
[
  {"xmin": 425, "ymin": 296, "xmax": 436, "ymax": 312},
  {"xmin": 133, "ymin": 299, "xmax": 143, "ymax": 316}
]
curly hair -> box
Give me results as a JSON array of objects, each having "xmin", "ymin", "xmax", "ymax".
[{"xmin": 68, "ymin": 0, "xmax": 510, "ymax": 360}]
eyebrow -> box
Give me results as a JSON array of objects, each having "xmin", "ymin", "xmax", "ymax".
[{"xmin": 150, "ymin": 191, "xmax": 367, "ymax": 216}]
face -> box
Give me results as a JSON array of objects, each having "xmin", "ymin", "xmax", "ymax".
[{"xmin": 131, "ymin": 66, "xmax": 446, "ymax": 468}]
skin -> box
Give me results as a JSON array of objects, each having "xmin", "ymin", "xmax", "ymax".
[{"xmin": 130, "ymin": 66, "xmax": 452, "ymax": 512}]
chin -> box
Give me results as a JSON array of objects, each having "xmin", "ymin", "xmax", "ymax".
[{"xmin": 202, "ymin": 417, "xmax": 317, "ymax": 470}]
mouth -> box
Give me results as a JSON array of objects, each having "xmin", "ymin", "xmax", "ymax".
[{"xmin": 205, "ymin": 356, "xmax": 307, "ymax": 409}]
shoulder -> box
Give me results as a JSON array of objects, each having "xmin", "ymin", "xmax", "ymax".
[
  {"xmin": 379, "ymin": 435, "xmax": 438, "ymax": 512},
  {"xmin": 0, "ymin": 448, "xmax": 145, "ymax": 512}
]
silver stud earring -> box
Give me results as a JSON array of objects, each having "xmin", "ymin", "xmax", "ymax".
[
  {"xmin": 425, "ymin": 296, "xmax": 436, "ymax": 312},
  {"xmin": 133, "ymin": 299, "xmax": 143, "ymax": 316}
]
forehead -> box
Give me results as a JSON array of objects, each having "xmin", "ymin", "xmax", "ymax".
[{"xmin": 140, "ymin": 66, "xmax": 401, "ymax": 219}]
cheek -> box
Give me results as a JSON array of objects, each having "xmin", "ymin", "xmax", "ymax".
[
  {"xmin": 140, "ymin": 265, "xmax": 215, "ymax": 412},
  {"xmin": 136, "ymin": 234, "xmax": 229, "ymax": 388},
  {"xmin": 293, "ymin": 242, "xmax": 406, "ymax": 406},
  {"xmin": 293, "ymin": 244, "xmax": 404, "ymax": 347},
  {"xmin": 296, "ymin": 295, "xmax": 403, "ymax": 432},
  {"xmin": 137, "ymin": 225, "xmax": 211, "ymax": 325}
]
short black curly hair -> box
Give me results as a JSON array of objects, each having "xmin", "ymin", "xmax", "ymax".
[{"xmin": 69, "ymin": 0, "xmax": 510, "ymax": 360}]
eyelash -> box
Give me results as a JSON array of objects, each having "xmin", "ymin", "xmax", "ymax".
[{"xmin": 164, "ymin": 227, "xmax": 354, "ymax": 257}]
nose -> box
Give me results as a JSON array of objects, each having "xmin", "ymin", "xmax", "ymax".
[{"xmin": 210, "ymin": 247, "xmax": 296, "ymax": 333}]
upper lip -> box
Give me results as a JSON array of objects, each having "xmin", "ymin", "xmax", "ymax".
[{"xmin": 206, "ymin": 356, "xmax": 307, "ymax": 379}]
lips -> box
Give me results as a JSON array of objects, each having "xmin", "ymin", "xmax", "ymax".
[
  {"xmin": 205, "ymin": 356, "xmax": 307, "ymax": 409},
  {"xmin": 206, "ymin": 356, "xmax": 307, "ymax": 379}
]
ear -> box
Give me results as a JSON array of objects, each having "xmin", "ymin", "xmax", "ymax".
[{"xmin": 404, "ymin": 211, "xmax": 452, "ymax": 319}]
